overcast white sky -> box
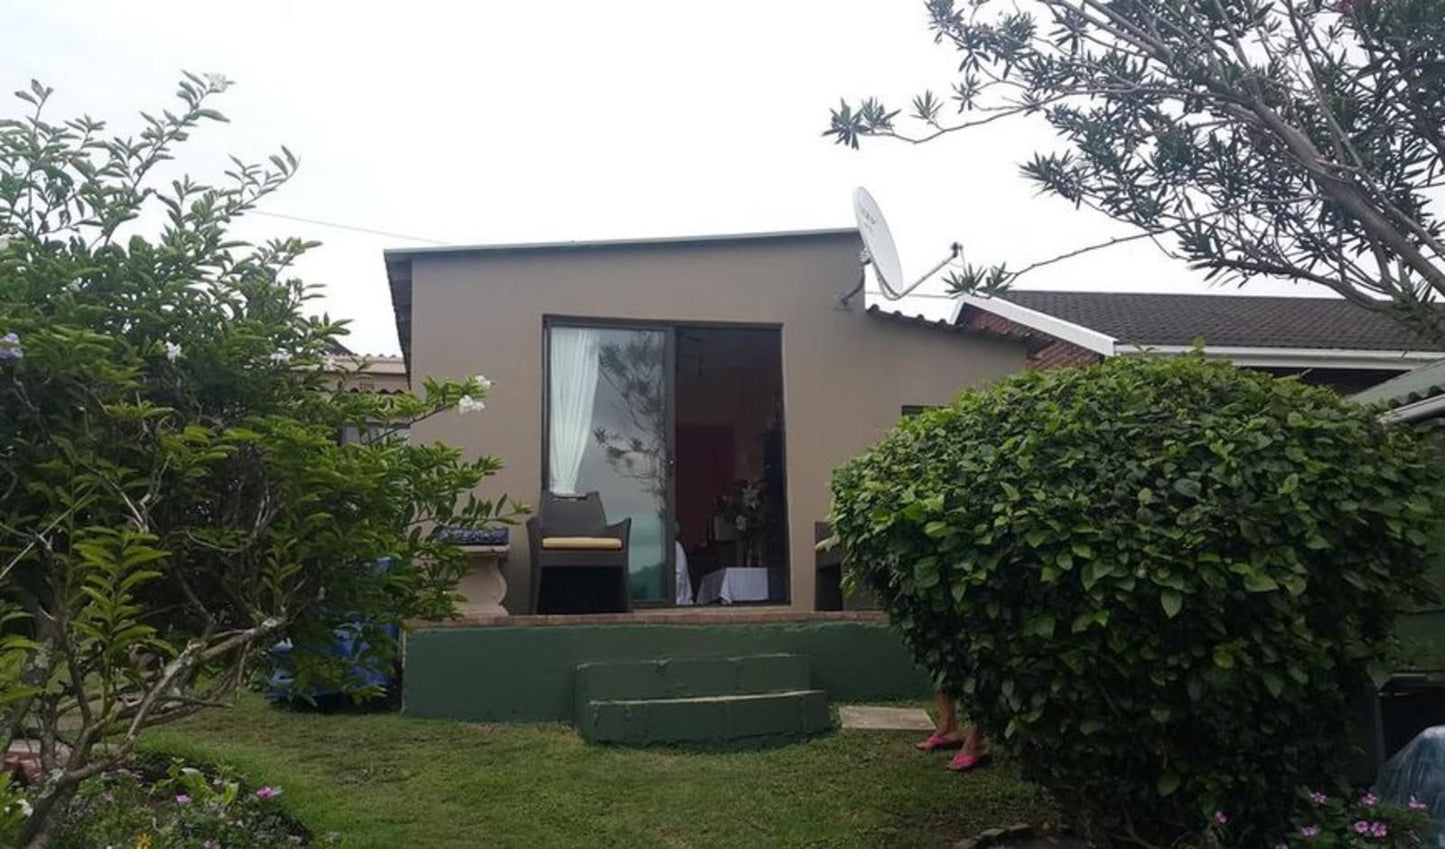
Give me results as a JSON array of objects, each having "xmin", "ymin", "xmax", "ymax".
[{"xmin": 5, "ymin": 0, "xmax": 1339, "ymax": 354}]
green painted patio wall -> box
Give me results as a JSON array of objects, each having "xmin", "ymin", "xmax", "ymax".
[{"xmin": 402, "ymin": 621, "xmax": 931, "ymax": 722}]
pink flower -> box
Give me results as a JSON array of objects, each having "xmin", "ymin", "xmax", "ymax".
[
  {"xmin": 1355, "ymin": 821, "xmax": 1372, "ymax": 835},
  {"xmin": 1362, "ymin": 792, "xmax": 1379, "ymax": 807},
  {"xmin": 1311, "ymin": 791, "xmax": 1328, "ymax": 805},
  {"xmin": 1214, "ymin": 811, "xmax": 1229, "ymax": 825},
  {"xmin": 254, "ymin": 785, "xmax": 281, "ymax": 799},
  {"xmin": 1300, "ymin": 825, "xmax": 1321, "ymax": 838},
  {"xmin": 175, "ymin": 794, "xmax": 191, "ymax": 805},
  {"xmin": 1274, "ymin": 842, "xmax": 1289, "ymax": 849},
  {"xmin": 1371, "ymin": 822, "xmax": 1389, "ymax": 839},
  {"xmin": 1409, "ymin": 796, "xmax": 1428, "ymax": 811}
]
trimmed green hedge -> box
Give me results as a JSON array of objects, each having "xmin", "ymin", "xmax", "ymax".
[{"xmin": 830, "ymin": 356, "xmax": 1444, "ymax": 847}]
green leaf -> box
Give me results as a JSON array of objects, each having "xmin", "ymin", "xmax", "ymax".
[
  {"xmin": 1080, "ymin": 718, "xmax": 1105, "ymax": 736},
  {"xmin": 1157, "ymin": 771, "xmax": 1181, "ymax": 796},
  {"xmin": 1071, "ymin": 541, "xmax": 1093, "ymax": 559},
  {"xmin": 1243, "ymin": 572, "xmax": 1279, "ymax": 593},
  {"xmin": 1024, "ymin": 613, "xmax": 1057, "ymax": 638},
  {"xmin": 1161, "ymin": 590, "xmax": 1183, "ymax": 619},
  {"xmin": 1172, "ymin": 478, "xmax": 1201, "ymax": 499}
]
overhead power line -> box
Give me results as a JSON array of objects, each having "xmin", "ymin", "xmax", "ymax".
[{"xmin": 251, "ymin": 210, "xmax": 448, "ymax": 245}]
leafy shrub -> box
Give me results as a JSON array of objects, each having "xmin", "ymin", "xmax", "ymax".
[
  {"xmin": 829, "ymin": 356, "xmax": 1444, "ymax": 847},
  {"xmin": 0, "ymin": 77, "xmax": 521, "ymax": 843}
]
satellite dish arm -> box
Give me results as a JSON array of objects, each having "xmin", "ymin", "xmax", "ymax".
[{"xmin": 851, "ymin": 242, "xmax": 962, "ymax": 303}]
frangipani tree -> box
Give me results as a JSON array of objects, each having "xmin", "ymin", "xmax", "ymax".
[
  {"xmin": 827, "ymin": 0, "xmax": 1445, "ymax": 341},
  {"xmin": 0, "ymin": 76, "xmax": 519, "ymax": 846}
]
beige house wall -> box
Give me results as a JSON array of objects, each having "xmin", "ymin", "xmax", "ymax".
[{"xmin": 401, "ymin": 231, "xmax": 1027, "ymax": 611}]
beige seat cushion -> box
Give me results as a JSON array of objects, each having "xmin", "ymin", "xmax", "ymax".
[{"xmin": 541, "ymin": 536, "xmax": 623, "ymax": 551}]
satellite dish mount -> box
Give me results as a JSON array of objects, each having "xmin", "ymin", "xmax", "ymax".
[{"xmin": 838, "ymin": 187, "xmax": 961, "ymax": 308}]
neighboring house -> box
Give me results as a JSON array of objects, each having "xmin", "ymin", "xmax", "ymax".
[
  {"xmin": 1351, "ymin": 362, "xmax": 1445, "ymax": 765},
  {"xmin": 384, "ymin": 228, "xmax": 1028, "ymax": 616},
  {"xmin": 326, "ymin": 353, "xmax": 409, "ymax": 395},
  {"xmin": 955, "ymin": 290, "xmax": 1445, "ymax": 394}
]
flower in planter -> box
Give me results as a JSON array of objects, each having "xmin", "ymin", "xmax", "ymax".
[
  {"xmin": 1300, "ymin": 825, "xmax": 1320, "ymax": 838},
  {"xmin": 1213, "ymin": 811, "xmax": 1229, "ymax": 826},
  {"xmin": 1408, "ymin": 797, "xmax": 1428, "ymax": 812},
  {"xmin": 1354, "ymin": 820, "xmax": 1372, "ymax": 835},
  {"xmin": 1310, "ymin": 791, "xmax": 1328, "ymax": 806},
  {"xmin": 1362, "ymin": 792, "xmax": 1379, "ymax": 807},
  {"xmin": 254, "ymin": 785, "xmax": 281, "ymax": 800},
  {"xmin": 1371, "ymin": 822, "xmax": 1389, "ymax": 839},
  {"xmin": 176, "ymin": 794, "xmax": 191, "ymax": 805}
]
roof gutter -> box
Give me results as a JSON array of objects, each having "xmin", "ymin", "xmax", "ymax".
[{"xmin": 1120, "ymin": 345, "xmax": 1442, "ymax": 371}]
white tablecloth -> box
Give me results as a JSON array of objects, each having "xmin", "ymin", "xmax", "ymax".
[{"xmin": 696, "ymin": 567, "xmax": 770, "ymax": 605}]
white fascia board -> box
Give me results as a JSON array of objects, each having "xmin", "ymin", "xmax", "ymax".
[
  {"xmin": 1117, "ymin": 345, "xmax": 1443, "ymax": 370},
  {"xmin": 954, "ymin": 294, "xmax": 1117, "ymax": 356}
]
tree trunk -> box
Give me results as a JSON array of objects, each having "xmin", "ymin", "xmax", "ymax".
[{"xmin": 18, "ymin": 779, "xmax": 78, "ymax": 849}]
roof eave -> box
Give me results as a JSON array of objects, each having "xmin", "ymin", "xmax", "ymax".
[
  {"xmin": 953, "ymin": 293, "xmax": 1117, "ymax": 356},
  {"xmin": 1121, "ymin": 344, "xmax": 1444, "ymax": 370}
]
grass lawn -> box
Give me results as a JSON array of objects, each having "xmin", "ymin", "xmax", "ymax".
[{"xmin": 144, "ymin": 693, "xmax": 1053, "ymax": 849}]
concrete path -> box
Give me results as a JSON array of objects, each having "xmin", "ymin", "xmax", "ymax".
[{"xmin": 837, "ymin": 704, "xmax": 935, "ymax": 731}]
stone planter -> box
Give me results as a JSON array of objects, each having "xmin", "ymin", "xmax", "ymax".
[
  {"xmin": 456, "ymin": 544, "xmax": 509, "ymax": 617},
  {"xmin": 440, "ymin": 526, "xmax": 510, "ymax": 618}
]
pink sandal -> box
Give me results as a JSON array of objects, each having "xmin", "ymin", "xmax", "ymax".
[
  {"xmin": 915, "ymin": 733, "xmax": 964, "ymax": 752},
  {"xmin": 947, "ymin": 751, "xmax": 992, "ymax": 772}
]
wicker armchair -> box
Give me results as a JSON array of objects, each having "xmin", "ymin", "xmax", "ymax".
[{"xmin": 526, "ymin": 492, "xmax": 632, "ymax": 614}]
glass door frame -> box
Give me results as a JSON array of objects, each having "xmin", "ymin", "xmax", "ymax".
[{"xmin": 541, "ymin": 317, "xmax": 678, "ymax": 608}]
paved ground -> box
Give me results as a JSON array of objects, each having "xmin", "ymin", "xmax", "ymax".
[{"xmin": 837, "ymin": 704, "xmax": 935, "ymax": 731}]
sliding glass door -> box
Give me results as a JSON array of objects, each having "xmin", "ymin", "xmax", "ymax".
[{"xmin": 545, "ymin": 323, "xmax": 673, "ymax": 604}]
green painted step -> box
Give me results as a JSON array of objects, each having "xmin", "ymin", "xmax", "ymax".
[
  {"xmin": 578, "ymin": 688, "xmax": 832, "ymax": 749},
  {"xmin": 572, "ymin": 653, "xmax": 812, "ymax": 718}
]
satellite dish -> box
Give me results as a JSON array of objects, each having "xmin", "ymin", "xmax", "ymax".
[
  {"xmin": 854, "ymin": 187, "xmax": 905, "ymax": 297},
  {"xmin": 844, "ymin": 186, "xmax": 961, "ymax": 305}
]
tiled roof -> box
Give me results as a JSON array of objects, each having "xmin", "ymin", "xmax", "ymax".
[{"xmin": 985, "ymin": 291, "xmax": 1443, "ymax": 352}]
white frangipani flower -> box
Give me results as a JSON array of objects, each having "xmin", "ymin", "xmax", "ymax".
[
  {"xmin": 66, "ymin": 279, "xmax": 83, "ymax": 292},
  {"xmin": 17, "ymin": 798, "xmax": 32, "ymax": 817},
  {"xmin": 473, "ymin": 374, "xmax": 493, "ymax": 391},
  {"xmin": 164, "ymin": 341, "xmax": 182, "ymax": 363},
  {"xmin": 269, "ymin": 350, "xmax": 293, "ymax": 365},
  {"xmin": 457, "ymin": 395, "xmax": 486, "ymax": 415},
  {"xmin": 203, "ymin": 72, "xmax": 233, "ymax": 91}
]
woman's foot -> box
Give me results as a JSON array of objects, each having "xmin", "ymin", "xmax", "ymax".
[
  {"xmin": 915, "ymin": 732, "xmax": 964, "ymax": 752},
  {"xmin": 947, "ymin": 749, "xmax": 992, "ymax": 772}
]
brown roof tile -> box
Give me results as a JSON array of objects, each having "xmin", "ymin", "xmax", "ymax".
[{"xmin": 986, "ymin": 291, "xmax": 1442, "ymax": 352}]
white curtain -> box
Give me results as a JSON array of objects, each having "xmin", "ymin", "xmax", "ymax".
[{"xmin": 548, "ymin": 327, "xmax": 602, "ymax": 495}]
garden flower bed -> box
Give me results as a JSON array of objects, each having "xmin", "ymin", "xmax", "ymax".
[{"xmin": 48, "ymin": 753, "xmax": 321, "ymax": 849}]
